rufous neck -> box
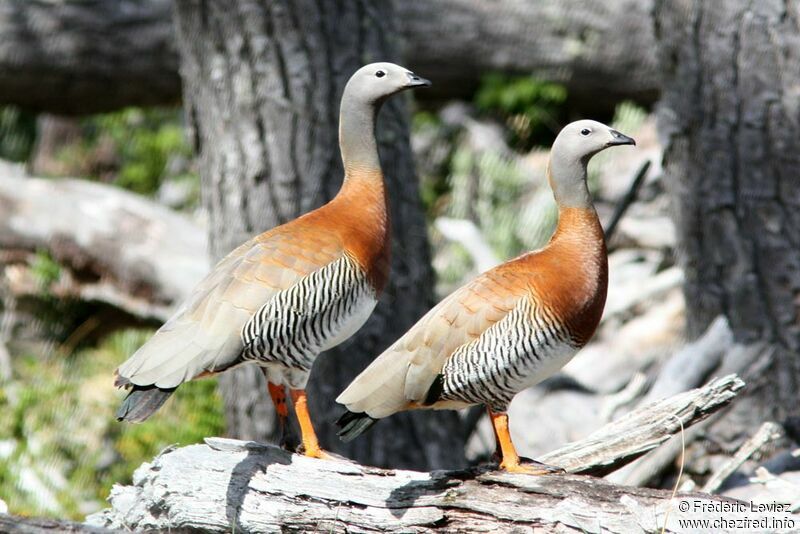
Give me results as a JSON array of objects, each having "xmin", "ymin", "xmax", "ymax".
[{"xmin": 339, "ymin": 92, "xmax": 381, "ymax": 177}]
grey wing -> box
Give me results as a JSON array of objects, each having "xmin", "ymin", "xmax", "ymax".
[{"xmin": 116, "ymin": 231, "xmax": 346, "ymax": 389}]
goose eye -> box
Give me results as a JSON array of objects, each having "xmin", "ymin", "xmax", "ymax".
[
  {"xmin": 375, "ymin": 70, "xmax": 386, "ymax": 78},
  {"xmin": 580, "ymin": 128, "xmax": 591, "ymax": 136}
]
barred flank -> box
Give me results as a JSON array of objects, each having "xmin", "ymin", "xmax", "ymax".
[
  {"xmin": 241, "ymin": 255, "xmax": 370, "ymax": 371},
  {"xmin": 441, "ymin": 298, "xmax": 573, "ymax": 411}
]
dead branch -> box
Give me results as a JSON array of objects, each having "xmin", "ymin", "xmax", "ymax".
[{"xmin": 702, "ymin": 422, "xmax": 784, "ymax": 494}]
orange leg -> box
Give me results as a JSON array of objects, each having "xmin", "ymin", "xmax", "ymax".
[
  {"xmin": 488, "ymin": 407, "xmax": 563, "ymax": 475},
  {"xmin": 267, "ymin": 382, "xmax": 293, "ymax": 449},
  {"xmin": 289, "ymin": 389, "xmax": 333, "ymax": 460}
]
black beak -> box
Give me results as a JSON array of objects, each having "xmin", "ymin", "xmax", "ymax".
[
  {"xmin": 608, "ymin": 129, "xmax": 636, "ymax": 146},
  {"xmin": 406, "ymin": 72, "xmax": 432, "ymax": 88}
]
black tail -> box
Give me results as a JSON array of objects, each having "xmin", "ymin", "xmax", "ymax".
[
  {"xmin": 116, "ymin": 385, "xmax": 176, "ymax": 423},
  {"xmin": 336, "ymin": 410, "xmax": 378, "ymax": 442}
]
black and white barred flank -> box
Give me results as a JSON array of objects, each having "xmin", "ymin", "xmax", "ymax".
[
  {"xmin": 240, "ymin": 254, "xmax": 372, "ymax": 372},
  {"xmin": 439, "ymin": 298, "xmax": 576, "ymax": 412}
]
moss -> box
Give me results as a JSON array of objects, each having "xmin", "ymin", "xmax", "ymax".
[
  {"xmin": 0, "ymin": 106, "xmax": 37, "ymax": 162},
  {"xmin": 29, "ymin": 250, "xmax": 62, "ymax": 289}
]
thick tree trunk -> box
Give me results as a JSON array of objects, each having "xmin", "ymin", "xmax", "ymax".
[
  {"xmin": 171, "ymin": 0, "xmax": 464, "ymax": 470},
  {"xmin": 0, "ymin": 0, "xmax": 658, "ymax": 114},
  {"xmin": 655, "ymin": 0, "xmax": 800, "ymax": 439}
]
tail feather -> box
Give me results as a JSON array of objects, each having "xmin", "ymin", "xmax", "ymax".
[
  {"xmin": 116, "ymin": 385, "xmax": 176, "ymax": 423},
  {"xmin": 336, "ymin": 410, "xmax": 378, "ymax": 442}
]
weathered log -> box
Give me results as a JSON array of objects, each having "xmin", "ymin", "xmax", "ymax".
[
  {"xmin": 0, "ymin": 0, "xmax": 659, "ymax": 114},
  {"xmin": 0, "ymin": 162, "xmax": 207, "ymax": 322},
  {"xmin": 397, "ymin": 0, "xmax": 659, "ymax": 106},
  {"xmin": 85, "ymin": 375, "xmax": 756, "ymax": 533}
]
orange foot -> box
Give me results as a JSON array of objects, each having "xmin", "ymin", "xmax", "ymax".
[{"xmin": 298, "ymin": 444, "xmax": 340, "ymax": 461}]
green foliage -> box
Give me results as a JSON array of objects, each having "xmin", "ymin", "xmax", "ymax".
[
  {"xmin": 0, "ymin": 106, "xmax": 36, "ymax": 162},
  {"xmin": 29, "ymin": 250, "xmax": 62, "ymax": 289},
  {"xmin": 475, "ymin": 74, "xmax": 567, "ymax": 149},
  {"xmin": 448, "ymin": 147, "xmax": 550, "ymax": 260},
  {"xmin": 412, "ymin": 111, "xmax": 452, "ymax": 214},
  {"xmin": 611, "ymin": 101, "xmax": 648, "ymax": 134},
  {"xmin": 82, "ymin": 108, "xmax": 194, "ymax": 196},
  {"xmin": 0, "ymin": 329, "xmax": 224, "ymax": 519}
]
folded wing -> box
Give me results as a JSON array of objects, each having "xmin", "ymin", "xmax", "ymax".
[
  {"xmin": 337, "ymin": 264, "xmax": 528, "ymax": 418},
  {"xmin": 116, "ymin": 227, "xmax": 344, "ymax": 389}
]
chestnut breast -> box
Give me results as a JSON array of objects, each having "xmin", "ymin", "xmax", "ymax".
[{"xmin": 522, "ymin": 207, "xmax": 608, "ymax": 347}]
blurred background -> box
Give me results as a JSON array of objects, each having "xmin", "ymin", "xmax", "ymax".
[{"xmin": 0, "ymin": 0, "xmax": 798, "ymax": 521}]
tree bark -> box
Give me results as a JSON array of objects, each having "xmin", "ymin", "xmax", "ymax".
[
  {"xmin": 0, "ymin": 0, "xmax": 658, "ymax": 114},
  {"xmin": 171, "ymin": 0, "xmax": 464, "ymax": 470},
  {"xmin": 655, "ymin": 0, "xmax": 800, "ymax": 440}
]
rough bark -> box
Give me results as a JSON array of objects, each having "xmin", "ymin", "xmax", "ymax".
[
  {"xmin": 171, "ymin": 0, "xmax": 464, "ymax": 470},
  {"xmin": 83, "ymin": 376, "xmax": 772, "ymax": 533},
  {"xmin": 0, "ymin": 0, "xmax": 658, "ymax": 114},
  {"xmin": 655, "ymin": 0, "xmax": 800, "ymax": 440}
]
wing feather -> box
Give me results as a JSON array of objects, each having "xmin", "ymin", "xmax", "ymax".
[
  {"xmin": 117, "ymin": 226, "xmax": 344, "ymax": 388},
  {"xmin": 337, "ymin": 265, "xmax": 526, "ymax": 418}
]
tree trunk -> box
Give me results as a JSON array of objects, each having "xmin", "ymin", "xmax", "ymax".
[
  {"xmin": 0, "ymin": 0, "xmax": 658, "ymax": 114},
  {"xmin": 171, "ymin": 0, "xmax": 465, "ymax": 470},
  {"xmin": 655, "ymin": 0, "xmax": 800, "ymax": 440}
]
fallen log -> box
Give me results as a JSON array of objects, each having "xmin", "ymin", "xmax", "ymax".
[
  {"xmin": 85, "ymin": 375, "xmax": 761, "ymax": 533},
  {"xmin": 0, "ymin": 162, "xmax": 207, "ymax": 322},
  {"xmin": 0, "ymin": 0, "xmax": 658, "ymax": 114}
]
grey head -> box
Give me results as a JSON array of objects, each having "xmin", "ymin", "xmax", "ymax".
[
  {"xmin": 343, "ymin": 62, "xmax": 431, "ymax": 106},
  {"xmin": 339, "ymin": 62, "xmax": 430, "ymax": 173},
  {"xmin": 549, "ymin": 120, "xmax": 636, "ymax": 207},
  {"xmin": 552, "ymin": 120, "xmax": 635, "ymax": 162}
]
